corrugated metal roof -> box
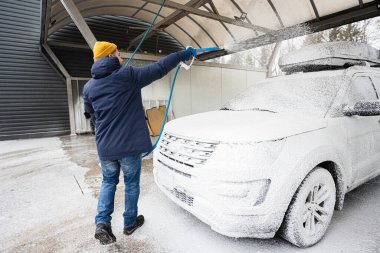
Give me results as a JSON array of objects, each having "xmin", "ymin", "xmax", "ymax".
[
  {"xmin": 45, "ymin": 0, "xmax": 380, "ymax": 60},
  {"xmin": 48, "ymin": 15, "xmax": 182, "ymax": 77},
  {"xmin": 48, "ymin": 15, "xmax": 184, "ymax": 54}
]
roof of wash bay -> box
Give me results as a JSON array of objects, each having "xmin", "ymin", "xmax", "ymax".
[{"xmin": 45, "ymin": 0, "xmax": 380, "ymax": 60}]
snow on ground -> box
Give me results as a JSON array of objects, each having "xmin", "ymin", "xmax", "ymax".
[
  {"xmin": 0, "ymin": 136, "xmax": 379, "ymax": 253},
  {"xmin": 137, "ymin": 180, "xmax": 380, "ymax": 253}
]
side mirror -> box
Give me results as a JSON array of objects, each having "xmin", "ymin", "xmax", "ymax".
[{"xmin": 343, "ymin": 100, "xmax": 380, "ymax": 117}]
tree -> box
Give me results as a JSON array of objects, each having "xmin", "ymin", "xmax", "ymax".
[
  {"xmin": 328, "ymin": 27, "xmax": 340, "ymax": 41},
  {"xmin": 303, "ymin": 31, "xmax": 325, "ymax": 46},
  {"xmin": 303, "ymin": 21, "xmax": 370, "ymax": 45}
]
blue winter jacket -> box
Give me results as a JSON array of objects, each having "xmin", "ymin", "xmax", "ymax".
[{"xmin": 83, "ymin": 52, "xmax": 184, "ymax": 161}]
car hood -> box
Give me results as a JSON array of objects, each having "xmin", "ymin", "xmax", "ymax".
[{"xmin": 164, "ymin": 110, "xmax": 327, "ymax": 143}]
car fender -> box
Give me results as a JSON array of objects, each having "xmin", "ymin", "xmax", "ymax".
[
  {"xmin": 267, "ymin": 133, "xmax": 349, "ymax": 232},
  {"xmin": 286, "ymin": 145, "xmax": 346, "ymax": 209}
]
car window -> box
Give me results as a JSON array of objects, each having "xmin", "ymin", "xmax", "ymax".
[{"xmin": 345, "ymin": 76, "xmax": 377, "ymax": 106}]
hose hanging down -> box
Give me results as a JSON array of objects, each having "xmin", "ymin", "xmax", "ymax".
[
  {"xmin": 120, "ymin": 1, "xmax": 222, "ymax": 157},
  {"xmin": 144, "ymin": 46, "xmax": 222, "ymax": 157}
]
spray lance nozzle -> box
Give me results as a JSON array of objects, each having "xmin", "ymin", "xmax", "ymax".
[{"xmin": 180, "ymin": 46, "xmax": 223, "ymax": 70}]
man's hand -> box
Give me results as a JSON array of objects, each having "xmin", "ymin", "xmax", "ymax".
[{"xmin": 181, "ymin": 46, "xmax": 197, "ymax": 62}]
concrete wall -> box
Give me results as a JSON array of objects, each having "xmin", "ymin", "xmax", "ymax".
[{"xmin": 141, "ymin": 65, "xmax": 267, "ymax": 119}]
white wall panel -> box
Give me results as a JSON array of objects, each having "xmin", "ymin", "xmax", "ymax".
[
  {"xmin": 141, "ymin": 82, "xmax": 153, "ymax": 99},
  {"xmin": 171, "ymin": 69, "xmax": 192, "ymax": 118},
  {"xmin": 247, "ymin": 71, "xmax": 267, "ymax": 88},
  {"xmin": 221, "ymin": 68, "xmax": 247, "ymax": 105},
  {"xmin": 141, "ymin": 65, "xmax": 267, "ymax": 119},
  {"xmin": 190, "ymin": 66, "xmax": 222, "ymax": 114},
  {"xmin": 151, "ymin": 74, "xmax": 170, "ymax": 100}
]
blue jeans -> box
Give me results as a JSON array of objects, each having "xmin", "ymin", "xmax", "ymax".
[{"xmin": 95, "ymin": 154, "xmax": 142, "ymax": 228}]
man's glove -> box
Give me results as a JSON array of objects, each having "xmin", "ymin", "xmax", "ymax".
[
  {"xmin": 84, "ymin": 112, "xmax": 91, "ymax": 119},
  {"xmin": 180, "ymin": 46, "xmax": 197, "ymax": 62}
]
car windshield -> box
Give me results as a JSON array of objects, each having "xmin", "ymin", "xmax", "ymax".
[{"xmin": 223, "ymin": 74, "xmax": 343, "ymax": 117}]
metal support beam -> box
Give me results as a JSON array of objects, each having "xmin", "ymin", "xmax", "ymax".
[
  {"xmin": 204, "ymin": 2, "xmax": 236, "ymax": 41},
  {"xmin": 309, "ymin": 0, "xmax": 320, "ymax": 20},
  {"xmin": 267, "ymin": 41, "xmax": 282, "ymax": 78},
  {"xmin": 229, "ymin": 0, "xmax": 258, "ymax": 36},
  {"xmin": 66, "ymin": 77, "xmax": 76, "ymax": 135},
  {"xmin": 128, "ymin": 0, "xmax": 207, "ymax": 50},
  {"xmin": 120, "ymin": 52, "xmax": 165, "ymax": 61},
  {"xmin": 132, "ymin": 2, "xmax": 148, "ymax": 17},
  {"xmin": 267, "ymin": 0, "xmax": 284, "ymax": 28},
  {"xmin": 48, "ymin": 41, "xmax": 90, "ymax": 50},
  {"xmin": 47, "ymin": 41, "xmax": 168, "ymax": 62},
  {"xmin": 144, "ymin": 0, "xmax": 274, "ymax": 34},
  {"xmin": 186, "ymin": 14, "xmax": 218, "ymax": 46},
  {"xmin": 42, "ymin": 44, "xmax": 70, "ymax": 78},
  {"xmin": 42, "ymin": 43, "xmax": 76, "ymax": 135},
  {"xmin": 59, "ymin": 0, "xmax": 97, "ymax": 49},
  {"xmin": 40, "ymin": 0, "xmax": 52, "ymax": 44}
]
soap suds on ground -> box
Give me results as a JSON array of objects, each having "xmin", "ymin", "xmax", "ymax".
[{"xmin": 0, "ymin": 136, "xmax": 379, "ymax": 253}]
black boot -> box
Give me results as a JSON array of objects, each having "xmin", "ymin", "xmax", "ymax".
[
  {"xmin": 95, "ymin": 223, "xmax": 116, "ymax": 245},
  {"xmin": 123, "ymin": 215, "xmax": 145, "ymax": 235}
]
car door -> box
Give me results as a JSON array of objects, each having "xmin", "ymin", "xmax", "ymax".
[
  {"xmin": 341, "ymin": 75, "xmax": 379, "ymax": 186},
  {"xmin": 369, "ymin": 74, "xmax": 380, "ymax": 176}
]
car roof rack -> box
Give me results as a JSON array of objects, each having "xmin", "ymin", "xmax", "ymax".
[{"xmin": 279, "ymin": 42, "xmax": 380, "ymax": 74}]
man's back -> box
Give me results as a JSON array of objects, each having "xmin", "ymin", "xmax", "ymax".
[{"xmin": 83, "ymin": 52, "xmax": 183, "ymax": 160}]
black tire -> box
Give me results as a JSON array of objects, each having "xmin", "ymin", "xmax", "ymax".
[{"xmin": 279, "ymin": 167, "xmax": 336, "ymax": 247}]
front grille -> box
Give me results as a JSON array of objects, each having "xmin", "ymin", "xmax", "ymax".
[
  {"xmin": 158, "ymin": 132, "xmax": 218, "ymax": 167},
  {"xmin": 173, "ymin": 188, "xmax": 194, "ymax": 206}
]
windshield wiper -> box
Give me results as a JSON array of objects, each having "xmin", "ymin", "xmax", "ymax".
[
  {"xmin": 249, "ymin": 108, "xmax": 277, "ymax": 113},
  {"xmin": 220, "ymin": 107, "xmax": 277, "ymax": 113}
]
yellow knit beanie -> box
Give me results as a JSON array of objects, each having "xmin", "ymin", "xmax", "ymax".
[{"xmin": 93, "ymin": 41, "xmax": 117, "ymax": 60}]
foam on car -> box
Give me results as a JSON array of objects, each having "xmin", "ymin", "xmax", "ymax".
[{"xmin": 279, "ymin": 42, "xmax": 380, "ymax": 73}]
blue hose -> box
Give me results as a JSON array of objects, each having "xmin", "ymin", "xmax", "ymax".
[
  {"xmin": 144, "ymin": 65, "xmax": 181, "ymax": 157},
  {"xmin": 121, "ymin": 0, "xmax": 221, "ymax": 157},
  {"xmin": 118, "ymin": 0, "xmax": 167, "ymax": 157},
  {"xmin": 143, "ymin": 48, "xmax": 221, "ymax": 157},
  {"xmin": 124, "ymin": 0, "xmax": 166, "ymax": 67}
]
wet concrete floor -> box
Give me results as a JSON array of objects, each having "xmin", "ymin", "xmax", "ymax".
[{"xmin": 0, "ymin": 135, "xmax": 379, "ymax": 253}]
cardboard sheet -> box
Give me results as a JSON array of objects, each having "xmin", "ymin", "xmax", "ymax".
[{"xmin": 146, "ymin": 105, "xmax": 167, "ymax": 137}]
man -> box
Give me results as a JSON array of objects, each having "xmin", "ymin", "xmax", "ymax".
[{"xmin": 83, "ymin": 41, "xmax": 196, "ymax": 245}]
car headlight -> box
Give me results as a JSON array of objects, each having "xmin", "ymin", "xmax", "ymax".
[
  {"xmin": 246, "ymin": 138, "xmax": 286, "ymax": 166},
  {"xmin": 207, "ymin": 138, "xmax": 286, "ymax": 182},
  {"xmin": 211, "ymin": 179, "xmax": 271, "ymax": 207}
]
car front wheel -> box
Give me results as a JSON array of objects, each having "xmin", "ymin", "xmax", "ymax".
[{"xmin": 279, "ymin": 167, "xmax": 336, "ymax": 247}]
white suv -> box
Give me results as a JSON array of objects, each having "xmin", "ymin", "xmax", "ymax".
[{"xmin": 153, "ymin": 42, "xmax": 380, "ymax": 247}]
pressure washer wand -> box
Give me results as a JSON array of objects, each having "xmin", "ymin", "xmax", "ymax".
[
  {"xmin": 196, "ymin": 46, "xmax": 222, "ymax": 53},
  {"xmin": 180, "ymin": 46, "xmax": 222, "ymax": 70}
]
